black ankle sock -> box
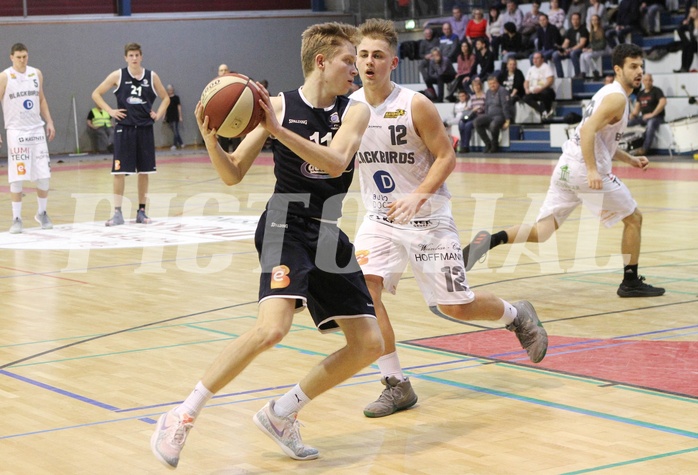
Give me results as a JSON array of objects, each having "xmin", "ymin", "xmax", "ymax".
[
  {"xmin": 139, "ymin": 204, "xmax": 146, "ymax": 211},
  {"xmin": 490, "ymin": 230, "xmax": 509, "ymax": 249},
  {"xmin": 623, "ymin": 264, "xmax": 639, "ymax": 282},
  {"xmin": 115, "ymin": 206, "xmax": 122, "ymax": 212}
]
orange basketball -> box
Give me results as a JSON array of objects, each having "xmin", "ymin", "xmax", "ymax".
[{"xmin": 200, "ymin": 73, "xmax": 264, "ymax": 138}]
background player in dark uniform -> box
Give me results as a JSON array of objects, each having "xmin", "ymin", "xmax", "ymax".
[
  {"xmin": 151, "ymin": 23, "xmax": 383, "ymax": 469},
  {"xmin": 91, "ymin": 42, "xmax": 169, "ymax": 226}
]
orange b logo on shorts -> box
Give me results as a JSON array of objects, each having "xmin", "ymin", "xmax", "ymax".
[
  {"xmin": 114, "ymin": 160, "xmax": 121, "ymax": 171},
  {"xmin": 271, "ymin": 265, "xmax": 290, "ymax": 289},
  {"xmin": 16, "ymin": 163, "xmax": 26, "ymax": 175},
  {"xmin": 355, "ymin": 250, "xmax": 370, "ymax": 266}
]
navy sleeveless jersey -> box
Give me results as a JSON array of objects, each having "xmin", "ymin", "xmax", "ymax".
[
  {"xmin": 114, "ymin": 67, "xmax": 157, "ymax": 127},
  {"xmin": 267, "ymin": 88, "xmax": 355, "ymax": 221}
]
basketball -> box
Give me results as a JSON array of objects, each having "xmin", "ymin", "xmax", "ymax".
[{"xmin": 200, "ymin": 73, "xmax": 264, "ymax": 138}]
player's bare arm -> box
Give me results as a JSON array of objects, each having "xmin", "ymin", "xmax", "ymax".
[
  {"xmin": 92, "ymin": 70, "xmax": 127, "ymax": 120},
  {"xmin": 36, "ymin": 69, "xmax": 55, "ymax": 141},
  {"xmin": 195, "ymin": 101, "xmax": 268, "ymax": 186},
  {"xmin": 613, "ymin": 147, "xmax": 650, "ymax": 170},
  {"xmin": 151, "ymin": 72, "xmax": 170, "ymax": 121},
  {"xmin": 579, "ymin": 92, "xmax": 626, "ymax": 189},
  {"xmin": 257, "ymin": 89, "xmax": 370, "ymax": 177},
  {"xmin": 389, "ymin": 94, "xmax": 456, "ymax": 223}
]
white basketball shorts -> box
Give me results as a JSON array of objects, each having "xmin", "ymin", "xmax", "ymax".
[
  {"xmin": 6, "ymin": 126, "xmax": 50, "ymax": 183},
  {"xmin": 537, "ymin": 155, "xmax": 637, "ymax": 228},
  {"xmin": 354, "ymin": 213, "xmax": 475, "ymax": 308}
]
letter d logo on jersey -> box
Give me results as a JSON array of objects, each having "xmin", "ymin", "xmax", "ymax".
[{"xmin": 373, "ymin": 171, "xmax": 395, "ymax": 193}]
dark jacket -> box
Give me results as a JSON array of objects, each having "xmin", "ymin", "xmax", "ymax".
[
  {"xmin": 497, "ymin": 68, "xmax": 526, "ymax": 98},
  {"xmin": 484, "ymin": 86, "xmax": 513, "ymax": 120},
  {"xmin": 535, "ymin": 24, "xmax": 563, "ymax": 51}
]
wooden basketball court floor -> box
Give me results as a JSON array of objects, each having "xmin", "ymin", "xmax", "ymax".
[{"xmin": 1, "ymin": 148, "xmax": 697, "ymax": 474}]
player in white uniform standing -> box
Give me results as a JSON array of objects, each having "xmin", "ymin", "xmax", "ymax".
[
  {"xmin": 463, "ymin": 44, "xmax": 664, "ymax": 298},
  {"xmin": 0, "ymin": 43, "xmax": 56, "ymax": 234},
  {"xmin": 350, "ymin": 19, "xmax": 549, "ymax": 418}
]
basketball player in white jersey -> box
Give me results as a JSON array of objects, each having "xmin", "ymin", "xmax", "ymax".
[
  {"xmin": 350, "ymin": 19, "xmax": 549, "ymax": 418},
  {"xmin": 0, "ymin": 43, "xmax": 56, "ymax": 234},
  {"xmin": 463, "ymin": 44, "xmax": 665, "ymax": 298}
]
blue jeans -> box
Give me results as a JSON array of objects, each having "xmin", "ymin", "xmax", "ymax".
[
  {"xmin": 552, "ymin": 48, "xmax": 583, "ymax": 77},
  {"xmin": 458, "ymin": 118, "xmax": 476, "ymax": 149},
  {"xmin": 168, "ymin": 120, "xmax": 183, "ymax": 148},
  {"xmin": 628, "ymin": 115, "xmax": 664, "ymax": 152}
]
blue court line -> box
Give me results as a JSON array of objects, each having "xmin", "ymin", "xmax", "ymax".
[
  {"xmin": 0, "ymin": 369, "xmax": 120, "ymax": 411},
  {"xmin": 413, "ymin": 372, "xmax": 698, "ymax": 440},
  {"xmin": 560, "ymin": 446, "xmax": 698, "ymax": 474}
]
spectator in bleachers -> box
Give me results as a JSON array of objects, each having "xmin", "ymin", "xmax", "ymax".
[
  {"xmin": 457, "ymin": 77, "xmax": 487, "ymax": 153},
  {"xmin": 604, "ymin": 73, "xmax": 614, "ymax": 84},
  {"xmin": 465, "ymin": 8, "xmax": 488, "ymax": 45},
  {"xmin": 418, "ymin": 27, "xmax": 442, "ymax": 83},
  {"xmin": 627, "ymin": 73, "xmax": 666, "ymax": 156},
  {"xmin": 522, "ymin": 51, "xmax": 557, "ymax": 119},
  {"xmin": 488, "ymin": 6, "xmax": 505, "ymax": 56},
  {"xmin": 581, "ymin": 14, "xmax": 610, "ymax": 79},
  {"xmin": 500, "ymin": 0, "xmax": 524, "ymax": 31},
  {"xmin": 444, "ymin": 90, "xmax": 470, "ymax": 127},
  {"xmin": 439, "ymin": 22, "xmax": 461, "ymax": 62},
  {"xmin": 586, "ymin": 0, "xmax": 606, "ymax": 31},
  {"xmin": 449, "ymin": 4, "xmax": 469, "ymax": 39},
  {"xmin": 606, "ymin": 0, "xmax": 643, "ymax": 48},
  {"xmin": 474, "ymin": 75, "xmax": 512, "ymax": 153},
  {"xmin": 641, "ymin": 0, "xmax": 666, "ymax": 36},
  {"xmin": 498, "ymin": 57, "xmax": 526, "ymax": 106},
  {"xmin": 423, "ymin": 47, "xmax": 457, "ymax": 102},
  {"xmin": 490, "ymin": 0, "xmax": 509, "ymax": 13},
  {"xmin": 474, "ymin": 37, "xmax": 496, "ymax": 81},
  {"xmin": 521, "ymin": 0, "xmax": 542, "ymax": 48},
  {"xmin": 552, "ymin": 12, "xmax": 589, "ymax": 78},
  {"xmin": 446, "ymin": 41, "xmax": 477, "ymax": 101},
  {"xmin": 568, "ymin": 0, "xmax": 588, "ymax": 28},
  {"xmin": 501, "ymin": 21, "xmax": 530, "ymax": 62},
  {"xmin": 675, "ymin": 5, "xmax": 698, "ymax": 73},
  {"xmin": 547, "ymin": 0, "xmax": 567, "ymax": 34},
  {"xmin": 534, "ymin": 13, "xmax": 564, "ymax": 63}
]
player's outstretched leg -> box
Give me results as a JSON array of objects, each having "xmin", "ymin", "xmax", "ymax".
[
  {"xmin": 150, "ymin": 408, "xmax": 195, "ymax": 469},
  {"xmin": 463, "ymin": 230, "xmax": 491, "ymax": 271},
  {"xmin": 507, "ymin": 301, "xmax": 548, "ymax": 363},
  {"xmin": 363, "ymin": 376, "xmax": 418, "ymax": 418},
  {"xmin": 253, "ymin": 400, "xmax": 319, "ymax": 460}
]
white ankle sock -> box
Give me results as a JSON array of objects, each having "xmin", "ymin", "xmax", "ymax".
[
  {"xmin": 498, "ymin": 299, "xmax": 517, "ymax": 325},
  {"xmin": 273, "ymin": 384, "xmax": 311, "ymax": 418},
  {"xmin": 176, "ymin": 381, "xmax": 213, "ymax": 418},
  {"xmin": 377, "ymin": 351, "xmax": 405, "ymax": 381},
  {"xmin": 12, "ymin": 202, "xmax": 22, "ymax": 220},
  {"xmin": 37, "ymin": 197, "xmax": 47, "ymax": 214}
]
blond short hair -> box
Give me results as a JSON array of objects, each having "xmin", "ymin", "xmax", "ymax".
[
  {"xmin": 300, "ymin": 22, "xmax": 359, "ymax": 78},
  {"xmin": 358, "ymin": 18, "xmax": 399, "ymax": 55}
]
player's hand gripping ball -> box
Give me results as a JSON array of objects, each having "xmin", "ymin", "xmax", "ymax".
[{"xmin": 200, "ymin": 73, "xmax": 264, "ymax": 138}]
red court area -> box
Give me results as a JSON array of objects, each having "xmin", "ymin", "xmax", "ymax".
[{"xmin": 408, "ymin": 331, "xmax": 698, "ymax": 398}]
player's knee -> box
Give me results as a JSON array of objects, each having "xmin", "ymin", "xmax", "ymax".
[
  {"xmin": 252, "ymin": 324, "xmax": 287, "ymax": 350},
  {"xmin": 624, "ymin": 208, "xmax": 642, "ymax": 228},
  {"xmin": 35, "ymin": 178, "xmax": 50, "ymax": 191},
  {"xmin": 9, "ymin": 181, "xmax": 23, "ymax": 193}
]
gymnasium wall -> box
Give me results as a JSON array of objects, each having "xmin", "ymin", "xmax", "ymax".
[{"xmin": 0, "ymin": 10, "xmax": 353, "ymax": 155}]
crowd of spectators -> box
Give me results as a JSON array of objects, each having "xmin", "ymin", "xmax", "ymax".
[
  {"xmin": 420, "ymin": 0, "xmax": 698, "ymax": 153},
  {"xmin": 416, "ymin": 0, "xmax": 698, "ymax": 106}
]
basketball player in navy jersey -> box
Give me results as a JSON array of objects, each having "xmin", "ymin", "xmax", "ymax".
[
  {"xmin": 463, "ymin": 44, "xmax": 665, "ymax": 298},
  {"xmin": 151, "ymin": 23, "xmax": 383, "ymax": 468},
  {"xmin": 91, "ymin": 42, "xmax": 169, "ymax": 226}
]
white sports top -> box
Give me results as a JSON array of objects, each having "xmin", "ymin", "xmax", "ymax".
[
  {"xmin": 562, "ymin": 80, "xmax": 628, "ymax": 176},
  {"xmin": 2, "ymin": 66, "xmax": 44, "ymax": 130},
  {"xmin": 350, "ymin": 84, "xmax": 451, "ymax": 224}
]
